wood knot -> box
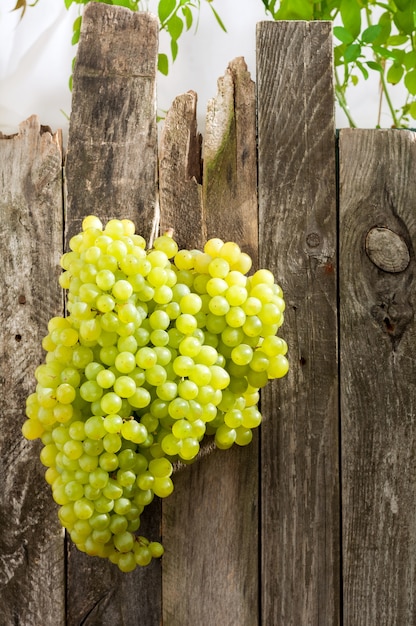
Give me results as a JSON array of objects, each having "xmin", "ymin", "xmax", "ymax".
[
  {"xmin": 306, "ymin": 232, "xmax": 320, "ymax": 248},
  {"xmin": 365, "ymin": 227, "xmax": 410, "ymax": 273}
]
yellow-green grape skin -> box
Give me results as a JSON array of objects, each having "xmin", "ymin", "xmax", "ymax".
[{"xmin": 23, "ymin": 215, "xmax": 288, "ymax": 571}]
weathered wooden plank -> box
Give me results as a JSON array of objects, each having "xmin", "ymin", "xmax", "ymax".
[
  {"xmin": 65, "ymin": 3, "xmax": 159, "ymax": 245},
  {"xmin": 204, "ymin": 57, "xmax": 258, "ymax": 263},
  {"xmin": 257, "ymin": 21, "xmax": 340, "ymax": 625},
  {"xmin": 64, "ymin": 6, "xmax": 161, "ymax": 625},
  {"xmin": 159, "ymin": 90, "xmax": 204, "ymax": 249},
  {"xmin": 339, "ymin": 128, "xmax": 416, "ymax": 625},
  {"xmin": 160, "ymin": 59, "xmax": 259, "ymax": 626},
  {"xmin": 0, "ymin": 116, "xmax": 65, "ymax": 625}
]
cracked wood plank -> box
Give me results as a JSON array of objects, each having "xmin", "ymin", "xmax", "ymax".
[
  {"xmin": 257, "ymin": 21, "xmax": 340, "ymax": 626},
  {"xmin": 0, "ymin": 115, "xmax": 65, "ymax": 625},
  {"xmin": 339, "ymin": 128, "xmax": 416, "ymax": 626},
  {"xmin": 160, "ymin": 57, "xmax": 259, "ymax": 626},
  {"xmin": 64, "ymin": 6, "xmax": 161, "ymax": 625},
  {"xmin": 65, "ymin": 2, "xmax": 159, "ymax": 245}
]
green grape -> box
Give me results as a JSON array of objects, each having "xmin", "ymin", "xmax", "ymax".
[
  {"xmin": 179, "ymin": 438, "xmax": 200, "ymax": 460},
  {"xmin": 235, "ymin": 427, "xmax": 253, "ymax": 446},
  {"xmin": 73, "ymin": 498, "xmax": 95, "ymax": 520},
  {"xmin": 204, "ymin": 237, "xmax": 224, "ymax": 257},
  {"xmin": 99, "ymin": 452, "xmax": 119, "ymax": 472},
  {"xmin": 268, "ymin": 354, "xmax": 290, "ymax": 378},
  {"xmin": 149, "ymin": 541, "xmax": 164, "ymax": 558},
  {"xmin": 215, "ymin": 424, "xmax": 236, "ymax": 449},
  {"xmin": 188, "ymin": 364, "xmax": 211, "ymax": 386},
  {"xmin": 134, "ymin": 544, "xmax": 152, "ymax": 567},
  {"xmin": 102, "ymin": 479, "xmax": 123, "ymax": 501},
  {"xmin": 113, "ymin": 376, "xmax": 136, "ymax": 398},
  {"xmin": 219, "ymin": 241, "xmax": 241, "ymax": 265},
  {"xmin": 101, "ymin": 392, "xmax": 123, "ymax": 415},
  {"xmin": 153, "ymin": 476, "xmax": 174, "ymax": 498},
  {"xmin": 78, "ymin": 453, "xmax": 99, "ymax": 473},
  {"xmin": 24, "ymin": 215, "xmax": 289, "ymax": 572},
  {"xmin": 250, "ymin": 351, "xmax": 270, "ymax": 372},
  {"xmin": 176, "ymin": 313, "xmax": 197, "ymax": 335},
  {"xmin": 160, "ymin": 433, "xmax": 181, "ymax": 455},
  {"xmin": 118, "ymin": 551, "xmax": 137, "ymax": 572},
  {"xmin": 168, "ymin": 397, "xmax": 189, "ymax": 420},
  {"xmin": 121, "ymin": 420, "xmax": 148, "ymax": 444},
  {"xmin": 172, "ymin": 419, "xmax": 193, "ymax": 439}
]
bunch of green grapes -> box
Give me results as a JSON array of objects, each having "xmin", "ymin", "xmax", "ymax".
[{"xmin": 22, "ymin": 216, "xmax": 289, "ymax": 572}]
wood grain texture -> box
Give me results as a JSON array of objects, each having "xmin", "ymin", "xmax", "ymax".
[
  {"xmin": 339, "ymin": 129, "xmax": 416, "ymax": 625},
  {"xmin": 65, "ymin": 3, "xmax": 159, "ymax": 245},
  {"xmin": 159, "ymin": 91, "xmax": 204, "ymax": 249},
  {"xmin": 64, "ymin": 6, "xmax": 161, "ymax": 625},
  {"xmin": 0, "ymin": 116, "xmax": 65, "ymax": 625},
  {"xmin": 204, "ymin": 57, "xmax": 258, "ymax": 263},
  {"xmin": 161, "ymin": 59, "xmax": 259, "ymax": 626},
  {"xmin": 257, "ymin": 21, "xmax": 340, "ymax": 626}
]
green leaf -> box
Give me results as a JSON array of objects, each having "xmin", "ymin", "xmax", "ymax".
[
  {"xmin": 387, "ymin": 34, "xmax": 408, "ymax": 46},
  {"xmin": 356, "ymin": 60, "xmax": 369, "ymax": 80},
  {"xmin": 373, "ymin": 12, "xmax": 391, "ymax": 46},
  {"xmin": 394, "ymin": 0, "xmax": 412, "ymax": 10},
  {"xmin": 181, "ymin": 5, "xmax": 193, "ymax": 30},
  {"xmin": 344, "ymin": 43, "xmax": 361, "ymax": 62},
  {"xmin": 393, "ymin": 8, "xmax": 415, "ymax": 35},
  {"xmin": 208, "ymin": 4, "xmax": 227, "ymax": 32},
  {"xmin": 340, "ymin": 0, "xmax": 361, "ymax": 39},
  {"xmin": 373, "ymin": 45, "xmax": 402, "ymax": 61},
  {"xmin": 361, "ymin": 25, "xmax": 382, "ymax": 44},
  {"xmin": 366, "ymin": 61, "xmax": 383, "ymax": 72},
  {"xmin": 171, "ymin": 38, "xmax": 178, "ymax": 61},
  {"xmin": 275, "ymin": 0, "xmax": 314, "ymax": 20},
  {"xmin": 72, "ymin": 15, "xmax": 82, "ymax": 46},
  {"xmin": 404, "ymin": 50, "xmax": 416, "ymax": 70},
  {"xmin": 333, "ymin": 26, "xmax": 355, "ymax": 44},
  {"xmin": 334, "ymin": 44, "xmax": 345, "ymax": 67},
  {"xmin": 409, "ymin": 101, "xmax": 416, "ymax": 120},
  {"xmin": 167, "ymin": 14, "xmax": 183, "ymax": 41},
  {"xmin": 404, "ymin": 69, "xmax": 416, "ymax": 95},
  {"xmin": 387, "ymin": 63, "xmax": 404, "ymax": 84},
  {"xmin": 158, "ymin": 0, "xmax": 176, "ymax": 25},
  {"xmin": 158, "ymin": 53, "xmax": 169, "ymax": 76}
]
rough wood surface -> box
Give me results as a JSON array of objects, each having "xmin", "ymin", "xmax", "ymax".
[
  {"xmin": 65, "ymin": 3, "xmax": 159, "ymax": 245},
  {"xmin": 160, "ymin": 58, "xmax": 259, "ymax": 626},
  {"xmin": 339, "ymin": 128, "xmax": 416, "ymax": 625},
  {"xmin": 0, "ymin": 116, "xmax": 65, "ymax": 625},
  {"xmin": 204, "ymin": 57, "xmax": 258, "ymax": 263},
  {"xmin": 159, "ymin": 91, "xmax": 204, "ymax": 249},
  {"xmin": 64, "ymin": 6, "xmax": 161, "ymax": 625},
  {"xmin": 257, "ymin": 21, "xmax": 340, "ymax": 625}
]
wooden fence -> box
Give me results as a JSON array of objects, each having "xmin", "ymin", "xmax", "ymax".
[{"xmin": 1, "ymin": 4, "xmax": 416, "ymax": 625}]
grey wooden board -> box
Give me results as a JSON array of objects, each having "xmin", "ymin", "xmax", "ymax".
[
  {"xmin": 339, "ymin": 128, "xmax": 416, "ymax": 626},
  {"xmin": 160, "ymin": 58, "xmax": 259, "ymax": 626},
  {"xmin": 0, "ymin": 116, "xmax": 65, "ymax": 625},
  {"xmin": 64, "ymin": 6, "xmax": 161, "ymax": 625},
  {"xmin": 65, "ymin": 3, "xmax": 159, "ymax": 245},
  {"xmin": 257, "ymin": 21, "xmax": 340, "ymax": 626}
]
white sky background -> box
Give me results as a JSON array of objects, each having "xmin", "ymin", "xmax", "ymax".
[{"xmin": 0, "ymin": 0, "xmax": 408, "ymax": 142}]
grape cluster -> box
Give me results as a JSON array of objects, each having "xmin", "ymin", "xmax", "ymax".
[{"xmin": 22, "ymin": 216, "xmax": 288, "ymax": 572}]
